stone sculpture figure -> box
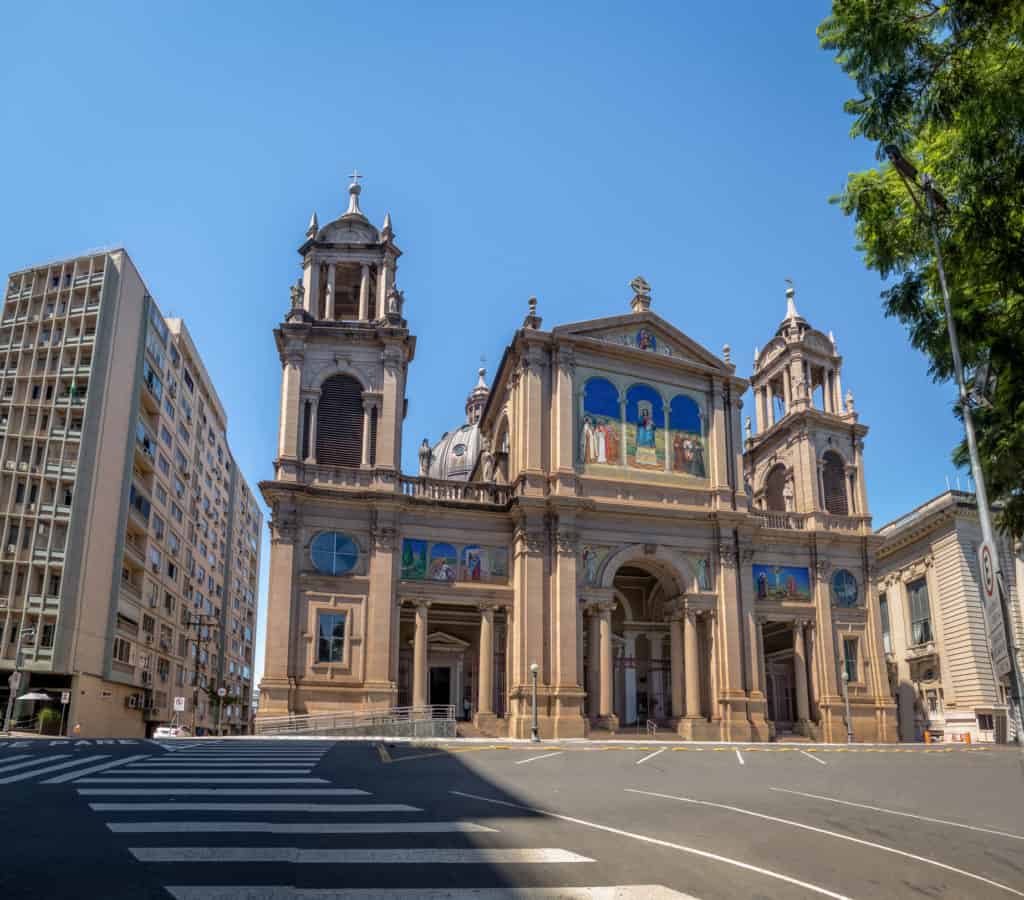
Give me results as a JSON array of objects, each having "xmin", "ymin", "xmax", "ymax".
[{"xmin": 418, "ymin": 438, "xmax": 431, "ymax": 476}]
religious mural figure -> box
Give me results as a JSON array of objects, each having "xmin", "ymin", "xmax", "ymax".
[
  {"xmin": 582, "ymin": 546, "xmax": 599, "ymax": 585},
  {"xmin": 598, "ymin": 420, "xmax": 618, "ymax": 462},
  {"xmin": 668, "ymin": 393, "xmax": 707, "ymax": 478},
  {"xmin": 636, "ymin": 328, "xmax": 657, "ymax": 351},
  {"xmin": 628, "ymin": 388, "xmax": 663, "ymax": 469},
  {"xmin": 696, "ymin": 557, "xmax": 710, "ymax": 591},
  {"xmin": 757, "ymin": 570, "xmax": 769, "ymax": 599}
]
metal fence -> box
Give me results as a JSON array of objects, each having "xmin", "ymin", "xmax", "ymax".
[{"xmin": 254, "ymin": 704, "xmax": 456, "ymax": 738}]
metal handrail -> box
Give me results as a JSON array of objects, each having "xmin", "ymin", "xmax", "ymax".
[{"xmin": 254, "ymin": 704, "xmax": 455, "ymax": 736}]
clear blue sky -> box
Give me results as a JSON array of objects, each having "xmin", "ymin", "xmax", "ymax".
[{"xmin": 1, "ymin": 3, "xmax": 967, "ymax": 684}]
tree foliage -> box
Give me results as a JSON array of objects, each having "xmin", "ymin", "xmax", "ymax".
[{"xmin": 819, "ymin": 2, "xmax": 1024, "ymax": 536}]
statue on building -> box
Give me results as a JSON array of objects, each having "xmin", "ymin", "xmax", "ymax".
[
  {"xmin": 744, "ymin": 416, "xmax": 752, "ymax": 440},
  {"xmin": 387, "ymin": 287, "xmax": 404, "ymax": 317},
  {"xmin": 290, "ymin": 280, "xmax": 304, "ymax": 309},
  {"xmin": 783, "ymin": 478, "xmax": 795, "ymax": 512},
  {"xmin": 418, "ymin": 438, "xmax": 431, "ymax": 477},
  {"xmin": 480, "ymin": 435, "xmax": 495, "ymax": 483},
  {"xmin": 845, "ymin": 387, "xmax": 855, "ymax": 413}
]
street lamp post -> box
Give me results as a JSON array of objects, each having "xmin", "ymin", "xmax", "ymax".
[
  {"xmin": 841, "ymin": 669, "xmax": 853, "ymax": 744},
  {"xmin": 886, "ymin": 146, "xmax": 1024, "ymax": 744},
  {"xmin": 529, "ymin": 662, "xmax": 540, "ymax": 743},
  {"xmin": 3, "ymin": 626, "xmax": 35, "ymax": 734}
]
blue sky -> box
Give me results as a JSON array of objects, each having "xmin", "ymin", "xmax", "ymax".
[{"xmin": 1, "ymin": 3, "xmax": 968, "ymax": 683}]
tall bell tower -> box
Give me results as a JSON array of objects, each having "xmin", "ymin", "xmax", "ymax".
[
  {"xmin": 744, "ymin": 283, "xmax": 868, "ymax": 519},
  {"xmin": 274, "ymin": 173, "xmax": 415, "ymax": 482}
]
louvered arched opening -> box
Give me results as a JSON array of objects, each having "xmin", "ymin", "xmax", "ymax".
[
  {"xmin": 317, "ymin": 375, "xmax": 363, "ymax": 467},
  {"xmin": 764, "ymin": 464, "xmax": 787, "ymax": 512},
  {"xmin": 822, "ymin": 451, "xmax": 848, "ymax": 515}
]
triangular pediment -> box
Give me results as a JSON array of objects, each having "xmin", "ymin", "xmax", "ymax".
[
  {"xmin": 553, "ymin": 311, "xmax": 731, "ymax": 373},
  {"xmin": 426, "ymin": 631, "xmax": 471, "ymax": 652}
]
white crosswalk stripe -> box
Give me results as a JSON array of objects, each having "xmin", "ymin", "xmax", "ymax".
[
  {"xmin": 45, "ymin": 754, "xmax": 152, "ymax": 783},
  {"xmin": 75, "ymin": 739, "xmax": 691, "ymax": 898},
  {"xmin": 0, "ymin": 755, "xmax": 110, "ymax": 784}
]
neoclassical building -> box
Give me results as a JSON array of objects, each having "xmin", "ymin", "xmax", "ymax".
[{"xmin": 258, "ymin": 178, "xmax": 897, "ymax": 741}]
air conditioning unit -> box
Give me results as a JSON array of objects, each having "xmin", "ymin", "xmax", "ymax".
[
  {"xmin": 126, "ymin": 694, "xmax": 138, "ymax": 709},
  {"xmin": 6, "ymin": 544, "xmax": 14, "ymax": 554}
]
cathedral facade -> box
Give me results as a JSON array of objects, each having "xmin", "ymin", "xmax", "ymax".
[{"xmin": 258, "ymin": 180, "xmax": 897, "ymax": 742}]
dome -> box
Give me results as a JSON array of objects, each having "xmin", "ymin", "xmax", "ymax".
[
  {"xmin": 428, "ymin": 422, "xmax": 482, "ymax": 481},
  {"xmin": 424, "ymin": 367, "xmax": 491, "ymax": 481}
]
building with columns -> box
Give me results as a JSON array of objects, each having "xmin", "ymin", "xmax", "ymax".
[{"xmin": 258, "ymin": 178, "xmax": 897, "ymax": 742}]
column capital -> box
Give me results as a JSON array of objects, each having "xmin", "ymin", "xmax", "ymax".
[
  {"xmin": 476, "ymin": 599, "xmax": 501, "ymax": 614},
  {"xmin": 555, "ymin": 530, "xmax": 580, "ymax": 556}
]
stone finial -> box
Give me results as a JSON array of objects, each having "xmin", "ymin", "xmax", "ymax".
[
  {"xmin": 381, "ymin": 211, "xmax": 393, "ymax": 240},
  {"xmin": 630, "ymin": 275, "xmax": 652, "ymax": 313},
  {"xmin": 523, "ymin": 296, "xmax": 542, "ymax": 329},
  {"xmin": 785, "ymin": 278, "xmax": 799, "ymax": 320},
  {"xmin": 306, "ymin": 211, "xmax": 319, "ymax": 238},
  {"xmin": 722, "ymin": 344, "xmax": 731, "ymax": 364},
  {"xmin": 344, "ymin": 169, "xmax": 364, "ymax": 217},
  {"xmin": 828, "ymin": 329, "xmax": 838, "ymax": 353}
]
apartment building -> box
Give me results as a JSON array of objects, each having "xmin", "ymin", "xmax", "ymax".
[
  {"xmin": 0, "ymin": 250, "xmax": 261, "ymax": 737},
  {"xmin": 876, "ymin": 490, "xmax": 1022, "ymax": 743}
]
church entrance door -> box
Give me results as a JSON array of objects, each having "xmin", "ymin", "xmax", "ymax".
[{"xmin": 429, "ymin": 666, "xmax": 452, "ymax": 708}]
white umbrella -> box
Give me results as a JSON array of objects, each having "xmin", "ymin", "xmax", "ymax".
[{"xmin": 17, "ymin": 691, "xmax": 51, "ymax": 701}]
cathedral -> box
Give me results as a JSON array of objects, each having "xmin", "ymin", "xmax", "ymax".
[{"xmin": 258, "ymin": 177, "xmax": 898, "ymax": 742}]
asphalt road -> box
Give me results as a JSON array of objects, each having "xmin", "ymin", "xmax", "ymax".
[{"xmin": 0, "ymin": 736, "xmax": 1022, "ymax": 899}]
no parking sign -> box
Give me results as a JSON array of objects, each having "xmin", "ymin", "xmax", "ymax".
[{"xmin": 978, "ymin": 540, "xmax": 1010, "ymax": 677}]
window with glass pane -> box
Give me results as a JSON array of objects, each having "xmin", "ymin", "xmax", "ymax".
[
  {"xmin": 843, "ymin": 637, "xmax": 858, "ymax": 683},
  {"xmin": 908, "ymin": 578, "xmax": 932, "ymax": 645},
  {"xmin": 311, "ymin": 532, "xmax": 359, "ymax": 576},
  {"xmin": 879, "ymin": 593, "xmax": 892, "ymax": 654},
  {"xmin": 317, "ymin": 612, "xmax": 346, "ymax": 663}
]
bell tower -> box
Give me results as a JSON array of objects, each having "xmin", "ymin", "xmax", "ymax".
[
  {"xmin": 744, "ymin": 283, "xmax": 868, "ymax": 518},
  {"xmin": 274, "ymin": 173, "xmax": 415, "ymax": 482}
]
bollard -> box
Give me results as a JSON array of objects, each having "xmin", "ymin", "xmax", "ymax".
[{"xmin": 924, "ymin": 730, "xmax": 931, "ymax": 744}]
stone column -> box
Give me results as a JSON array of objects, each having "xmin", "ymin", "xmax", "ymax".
[
  {"xmin": 412, "ymin": 600, "xmax": 430, "ymax": 708},
  {"xmin": 835, "ymin": 366, "xmax": 844, "ymax": 413},
  {"xmin": 277, "ymin": 351, "xmax": 303, "ymax": 463},
  {"xmin": 325, "ymin": 264, "xmax": 336, "ymax": 321},
  {"xmin": 588, "ymin": 608, "xmax": 601, "ymax": 717},
  {"xmin": 618, "ymin": 393, "xmax": 628, "ymax": 465},
  {"xmin": 377, "ymin": 259, "xmax": 390, "ymax": 320},
  {"xmin": 304, "ymin": 397, "xmax": 318, "ymax": 464},
  {"xmin": 358, "ymin": 264, "xmax": 370, "ymax": 320},
  {"xmin": 476, "ymin": 602, "xmax": 495, "ymax": 719},
  {"xmin": 755, "ymin": 617, "xmax": 768, "ymax": 699},
  {"xmin": 757, "ymin": 388, "xmax": 766, "ymax": 434},
  {"xmin": 766, "ymin": 382, "xmax": 775, "ymax": 427},
  {"xmin": 648, "ymin": 632, "xmax": 666, "ymax": 720},
  {"xmin": 684, "ymin": 608, "xmax": 701, "ymax": 718},
  {"xmin": 302, "ymin": 261, "xmax": 319, "ymax": 316},
  {"xmin": 706, "ymin": 612, "xmax": 720, "ymax": 722},
  {"xmin": 793, "ymin": 621, "xmax": 810, "ymax": 728},
  {"xmin": 623, "ymin": 632, "xmax": 637, "ymax": 726},
  {"xmin": 599, "ymin": 603, "xmax": 614, "ymax": 722},
  {"xmin": 360, "ymin": 397, "xmax": 375, "ymax": 467},
  {"xmin": 669, "ymin": 608, "xmax": 684, "ymax": 719},
  {"xmin": 782, "ymin": 370, "xmax": 791, "ymax": 412}
]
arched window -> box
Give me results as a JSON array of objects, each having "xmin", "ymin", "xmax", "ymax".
[
  {"xmin": 669, "ymin": 394, "xmax": 706, "ymax": 477},
  {"xmin": 764, "ymin": 464, "xmax": 787, "ymax": 511},
  {"xmin": 316, "ymin": 375, "xmax": 363, "ymax": 467},
  {"xmin": 822, "ymin": 451, "xmax": 848, "ymax": 515}
]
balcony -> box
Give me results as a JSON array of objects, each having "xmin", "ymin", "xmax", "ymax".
[
  {"xmin": 749, "ymin": 509, "xmax": 870, "ymax": 534},
  {"xmin": 905, "ymin": 640, "xmax": 939, "ymax": 663}
]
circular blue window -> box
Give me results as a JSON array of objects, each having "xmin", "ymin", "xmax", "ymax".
[
  {"xmin": 832, "ymin": 569, "xmax": 858, "ymax": 607},
  {"xmin": 452, "ymin": 444, "xmax": 467, "ymax": 457},
  {"xmin": 311, "ymin": 532, "xmax": 359, "ymax": 576}
]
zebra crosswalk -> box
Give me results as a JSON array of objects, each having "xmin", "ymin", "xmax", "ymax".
[{"xmin": 68, "ymin": 739, "xmax": 695, "ymax": 898}]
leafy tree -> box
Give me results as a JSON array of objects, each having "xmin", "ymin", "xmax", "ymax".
[{"xmin": 819, "ymin": 2, "xmax": 1024, "ymax": 536}]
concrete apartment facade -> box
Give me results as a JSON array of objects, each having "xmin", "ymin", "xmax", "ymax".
[
  {"xmin": 0, "ymin": 250, "xmax": 262, "ymax": 737},
  {"xmin": 876, "ymin": 491, "xmax": 1023, "ymax": 743}
]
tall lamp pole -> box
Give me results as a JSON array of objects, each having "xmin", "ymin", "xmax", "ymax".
[
  {"xmin": 886, "ymin": 146, "xmax": 1024, "ymax": 744},
  {"xmin": 529, "ymin": 662, "xmax": 540, "ymax": 743}
]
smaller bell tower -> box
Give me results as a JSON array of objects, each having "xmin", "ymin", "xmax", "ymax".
[{"xmin": 744, "ymin": 283, "xmax": 868, "ymax": 518}]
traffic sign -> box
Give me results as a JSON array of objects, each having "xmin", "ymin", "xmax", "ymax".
[
  {"xmin": 173, "ymin": 696, "xmax": 186, "ymax": 712},
  {"xmin": 60, "ymin": 691, "xmax": 70, "ymax": 705},
  {"xmin": 7, "ymin": 671, "xmax": 21, "ymax": 691},
  {"xmin": 217, "ymin": 687, "xmax": 227, "ymax": 698},
  {"xmin": 978, "ymin": 541, "xmax": 1011, "ymax": 677}
]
